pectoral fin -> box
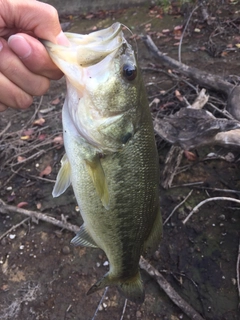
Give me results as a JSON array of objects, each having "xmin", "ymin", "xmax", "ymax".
[
  {"xmin": 85, "ymin": 157, "xmax": 109, "ymax": 209},
  {"xmin": 71, "ymin": 225, "xmax": 98, "ymax": 248},
  {"xmin": 52, "ymin": 154, "xmax": 71, "ymax": 197}
]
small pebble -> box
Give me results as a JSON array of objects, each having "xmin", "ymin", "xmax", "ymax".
[
  {"xmin": 103, "ymin": 261, "xmax": 109, "ymax": 266},
  {"xmin": 62, "ymin": 246, "xmax": 70, "ymax": 255},
  {"xmin": 218, "ymin": 214, "xmax": 225, "ymax": 221},
  {"xmin": 1, "ymin": 238, "xmax": 7, "ymax": 246},
  {"xmin": 9, "ymin": 234, "xmax": 16, "ymax": 240},
  {"xmin": 136, "ymin": 311, "xmax": 142, "ymax": 318}
]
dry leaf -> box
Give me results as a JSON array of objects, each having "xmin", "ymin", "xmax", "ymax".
[
  {"xmin": 22, "ymin": 129, "xmax": 34, "ymax": 136},
  {"xmin": 38, "ymin": 134, "xmax": 47, "ymax": 141},
  {"xmin": 221, "ymin": 51, "xmax": 229, "ymax": 57},
  {"xmin": 36, "ymin": 203, "xmax": 42, "ymax": 210},
  {"xmin": 51, "ymin": 97, "xmax": 60, "ymax": 105},
  {"xmin": 20, "ymin": 135, "xmax": 31, "ymax": 140},
  {"xmin": 175, "ymin": 90, "xmax": 183, "ymax": 101},
  {"xmin": 53, "ymin": 135, "xmax": 64, "ymax": 149},
  {"xmin": 149, "ymin": 98, "xmax": 160, "ymax": 107},
  {"xmin": 17, "ymin": 156, "xmax": 26, "ymax": 162},
  {"xmin": 39, "ymin": 165, "xmax": 52, "ymax": 177},
  {"xmin": 173, "ymin": 25, "xmax": 183, "ymax": 37},
  {"xmin": 17, "ymin": 202, "xmax": 28, "ymax": 208},
  {"xmin": 184, "ymin": 150, "xmax": 197, "ymax": 161},
  {"xmin": 33, "ymin": 118, "xmax": 45, "ymax": 126}
]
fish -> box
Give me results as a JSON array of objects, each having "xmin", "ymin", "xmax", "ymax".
[{"xmin": 43, "ymin": 23, "xmax": 162, "ymax": 304}]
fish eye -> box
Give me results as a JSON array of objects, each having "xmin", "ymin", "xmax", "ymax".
[{"xmin": 122, "ymin": 64, "xmax": 137, "ymax": 81}]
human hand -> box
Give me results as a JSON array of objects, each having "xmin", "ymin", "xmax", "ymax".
[{"xmin": 0, "ymin": 0, "xmax": 69, "ymax": 112}]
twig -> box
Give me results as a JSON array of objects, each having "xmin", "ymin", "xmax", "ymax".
[
  {"xmin": 139, "ymin": 257, "xmax": 205, "ymax": 320},
  {"xmin": 179, "ymin": 5, "xmax": 199, "ymax": 63},
  {"xmin": 183, "ymin": 197, "xmax": 240, "ymax": 224},
  {"xmin": 171, "ymin": 181, "xmax": 204, "ymax": 188},
  {"xmin": 10, "ymin": 150, "xmax": 46, "ymax": 167},
  {"xmin": 91, "ymin": 287, "xmax": 109, "ymax": 320},
  {"xmin": 161, "ymin": 146, "xmax": 184, "ymax": 189},
  {"xmin": 0, "ymin": 199, "xmax": 79, "ymax": 233},
  {"xmin": 119, "ymin": 299, "xmax": 127, "ymax": 320},
  {"xmin": 2, "ymin": 164, "xmax": 25, "ymax": 188},
  {"xmin": 237, "ymin": 240, "xmax": 240, "ymax": 308},
  {"xmin": 0, "ymin": 121, "xmax": 11, "ymax": 139},
  {"xmin": 208, "ymin": 102, "xmax": 235, "ymax": 120},
  {"xmin": 192, "ymin": 186, "xmax": 240, "ymax": 195},
  {"xmin": 23, "ymin": 96, "xmax": 43, "ymax": 129},
  {"xmin": 163, "ymin": 190, "xmax": 193, "ymax": 225},
  {"xmin": 0, "ymin": 217, "xmax": 30, "ymax": 241}
]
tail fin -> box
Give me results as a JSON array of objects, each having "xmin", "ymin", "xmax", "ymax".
[{"xmin": 87, "ymin": 271, "xmax": 145, "ymax": 304}]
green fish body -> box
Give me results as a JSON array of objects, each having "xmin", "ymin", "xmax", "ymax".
[{"xmin": 44, "ymin": 23, "xmax": 162, "ymax": 303}]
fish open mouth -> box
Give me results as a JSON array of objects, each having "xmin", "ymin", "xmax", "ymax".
[{"xmin": 43, "ymin": 22, "xmax": 124, "ymax": 67}]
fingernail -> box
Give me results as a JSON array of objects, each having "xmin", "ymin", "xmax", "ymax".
[
  {"xmin": 56, "ymin": 31, "xmax": 70, "ymax": 46},
  {"xmin": 8, "ymin": 35, "xmax": 32, "ymax": 59}
]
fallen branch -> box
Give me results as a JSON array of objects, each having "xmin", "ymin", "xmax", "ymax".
[
  {"xmin": 142, "ymin": 35, "xmax": 232, "ymax": 95},
  {"xmin": 183, "ymin": 197, "xmax": 240, "ymax": 224},
  {"xmin": 139, "ymin": 257, "xmax": 205, "ymax": 320},
  {"xmin": 142, "ymin": 35, "xmax": 240, "ymax": 121},
  {"xmin": 0, "ymin": 199, "xmax": 79, "ymax": 233}
]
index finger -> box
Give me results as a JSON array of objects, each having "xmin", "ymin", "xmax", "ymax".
[{"xmin": 0, "ymin": 0, "xmax": 68, "ymax": 44}]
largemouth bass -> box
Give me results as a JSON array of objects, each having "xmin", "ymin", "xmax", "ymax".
[{"xmin": 44, "ymin": 23, "xmax": 162, "ymax": 304}]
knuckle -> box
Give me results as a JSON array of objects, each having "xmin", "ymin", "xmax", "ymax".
[
  {"xmin": 45, "ymin": 5, "xmax": 59, "ymax": 22},
  {"xmin": 34, "ymin": 78, "xmax": 50, "ymax": 96}
]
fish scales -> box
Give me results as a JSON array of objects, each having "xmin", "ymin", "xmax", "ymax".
[{"xmin": 43, "ymin": 22, "xmax": 162, "ymax": 303}]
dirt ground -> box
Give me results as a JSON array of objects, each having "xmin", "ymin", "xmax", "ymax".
[{"xmin": 1, "ymin": 2, "xmax": 240, "ymax": 320}]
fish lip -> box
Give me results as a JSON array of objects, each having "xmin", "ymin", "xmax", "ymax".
[
  {"xmin": 42, "ymin": 22, "xmax": 124, "ymax": 68},
  {"xmin": 64, "ymin": 22, "xmax": 122, "ymax": 46}
]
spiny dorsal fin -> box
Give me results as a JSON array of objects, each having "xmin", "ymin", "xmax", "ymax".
[
  {"xmin": 52, "ymin": 154, "xmax": 71, "ymax": 198},
  {"xmin": 71, "ymin": 225, "xmax": 98, "ymax": 248},
  {"xmin": 85, "ymin": 157, "xmax": 109, "ymax": 209}
]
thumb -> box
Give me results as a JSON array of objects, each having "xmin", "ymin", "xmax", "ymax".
[{"xmin": 8, "ymin": 33, "xmax": 63, "ymax": 79}]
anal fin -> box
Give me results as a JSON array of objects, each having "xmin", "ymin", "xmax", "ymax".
[{"xmin": 71, "ymin": 225, "xmax": 98, "ymax": 248}]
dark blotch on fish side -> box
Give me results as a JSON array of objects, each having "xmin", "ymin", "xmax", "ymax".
[{"xmin": 122, "ymin": 132, "xmax": 132, "ymax": 144}]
